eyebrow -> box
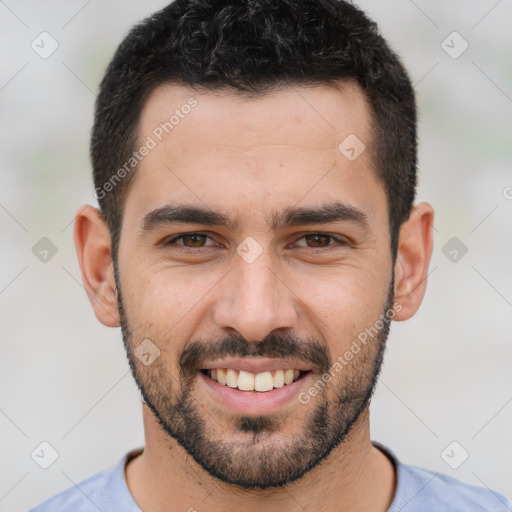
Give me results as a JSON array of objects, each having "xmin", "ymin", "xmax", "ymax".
[{"xmin": 140, "ymin": 201, "xmax": 369, "ymax": 233}]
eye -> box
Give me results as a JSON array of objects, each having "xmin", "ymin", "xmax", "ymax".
[
  {"xmin": 292, "ymin": 233, "xmax": 349, "ymax": 250},
  {"xmin": 163, "ymin": 232, "xmax": 349, "ymax": 254},
  {"xmin": 164, "ymin": 232, "xmax": 219, "ymax": 251}
]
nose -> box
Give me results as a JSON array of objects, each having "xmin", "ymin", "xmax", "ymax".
[{"xmin": 212, "ymin": 251, "xmax": 298, "ymax": 342}]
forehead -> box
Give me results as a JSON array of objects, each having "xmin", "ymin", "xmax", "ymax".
[
  {"xmin": 139, "ymin": 80, "xmax": 371, "ymax": 158},
  {"xmin": 123, "ymin": 81, "xmax": 385, "ymax": 230}
]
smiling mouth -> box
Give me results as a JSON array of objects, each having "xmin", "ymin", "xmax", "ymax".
[{"xmin": 200, "ymin": 368, "xmax": 310, "ymax": 392}]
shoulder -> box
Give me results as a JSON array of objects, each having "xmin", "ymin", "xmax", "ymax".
[
  {"xmin": 375, "ymin": 441, "xmax": 512, "ymax": 512},
  {"xmin": 27, "ymin": 449, "xmax": 142, "ymax": 512},
  {"xmin": 27, "ymin": 468, "xmax": 112, "ymax": 511},
  {"xmin": 395, "ymin": 462, "xmax": 512, "ymax": 511}
]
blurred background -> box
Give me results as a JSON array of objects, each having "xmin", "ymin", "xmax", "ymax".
[{"xmin": 1, "ymin": 1, "xmax": 511, "ymax": 510}]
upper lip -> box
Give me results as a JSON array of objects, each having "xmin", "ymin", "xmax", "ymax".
[{"xmin": 200, "ymin": 357, "xmax": 313, "ymax": 374}]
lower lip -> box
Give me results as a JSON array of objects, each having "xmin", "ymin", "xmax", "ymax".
[{"xmin": 198, "ymin": 371, "xmax": 312, "ymax": 415}]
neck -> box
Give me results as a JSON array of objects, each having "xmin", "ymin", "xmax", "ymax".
[{"xmin": 125, "ymin": 402, "xmax": 396, "ymax": 512}]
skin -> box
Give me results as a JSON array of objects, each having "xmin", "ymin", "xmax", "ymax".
[{"xmin": 74, "ymin": 81, "xmax": 434, "ymax": 511}]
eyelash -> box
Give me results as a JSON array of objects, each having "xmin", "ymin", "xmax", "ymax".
[{"xmin": 164, "ymin": 232, "xmax": 349, "ymax": 253}]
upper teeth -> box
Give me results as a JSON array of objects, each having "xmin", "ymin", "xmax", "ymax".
[{"xmin": 208, "ymin": 368, "xmax": 302, "ymax": 392}]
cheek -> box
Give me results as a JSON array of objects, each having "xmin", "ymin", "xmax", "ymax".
[
  {"xmin": 123, "ymin": 267, "xmax": 197, "ymax": 321},
  {"xmin": 120, "ymin": 269, "xmax": 213, "ymax": 359},
  {"xmin": 299, "ymin": 266, "xmax": 389, "ymax": 328}
]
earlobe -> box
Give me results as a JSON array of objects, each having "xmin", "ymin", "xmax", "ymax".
[
  {"xmin": 73, "ymin": 204, "xmax": 121, "ymax": 327},
  {"xmin": 392, "ymin": 202, "xmax": 434, "ymax": 321}
]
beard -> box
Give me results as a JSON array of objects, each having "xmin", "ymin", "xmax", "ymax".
[{"xmin": 114, "ymin": 263, "xmax": 394, "ymax": 490}]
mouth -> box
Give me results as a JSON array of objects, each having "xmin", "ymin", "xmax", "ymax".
[
  {"xmin": 197, "ymin": 360, "xmax": 314, "ymax": 415},
  {"xmin": 200, "ymin": 368, "xmax": 310, "ymax": 392}
]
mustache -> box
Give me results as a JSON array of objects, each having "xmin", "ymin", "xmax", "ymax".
[{"xmin": 179, "ymin": 333, "xmax": 331, "ymax": 380}]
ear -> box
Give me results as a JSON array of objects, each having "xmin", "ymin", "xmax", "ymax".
[
  {"xmin": 73, "ymin": 204, "xmax": 120, "ymax": 327},
  {"xmin": 392, "ymin": 202, "xmax": 434, "ymax": 321}
]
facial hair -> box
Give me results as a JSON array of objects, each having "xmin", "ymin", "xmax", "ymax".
[{"xmin": 114, "ymin": 263, "xmax": 394, "ymax": 490}]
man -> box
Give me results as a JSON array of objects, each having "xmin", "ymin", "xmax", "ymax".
[{"xmin": 29, "ymin": 0, "xmax": 512, "ymax": 510}]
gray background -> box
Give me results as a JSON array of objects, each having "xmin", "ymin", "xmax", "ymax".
[{"xmin": 1, "ymin": 1, "xmax": 511, "ymax": 510}]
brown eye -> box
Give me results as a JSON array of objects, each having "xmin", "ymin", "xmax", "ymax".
[
  {"xmin": 294, "ymin": 233, "xmax": 347, "ymax": 249},
  {"xmin": 304, "ymin": 234, "xmax": 331, "ymax": 247},
  {"xmin": 177, "ymin": 234, "xmax": 208, "ymax": 247},
  {"xmin": 165, "ymin": 232, "xmax": 218, "ymax": 251}
]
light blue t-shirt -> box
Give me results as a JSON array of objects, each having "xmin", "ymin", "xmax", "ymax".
[{"xmin": 28, "ymin": 441, "xmax": 512, "ymax": 511}]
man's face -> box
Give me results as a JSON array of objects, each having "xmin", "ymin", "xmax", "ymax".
[{"xmin": 114, "ymin": 82, "xmax": 395, "ymax": 488}]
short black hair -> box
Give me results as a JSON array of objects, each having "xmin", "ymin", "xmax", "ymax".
[{"xmin": 91, "ymin": 0, "xmax": 417, "ymax": 261}]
